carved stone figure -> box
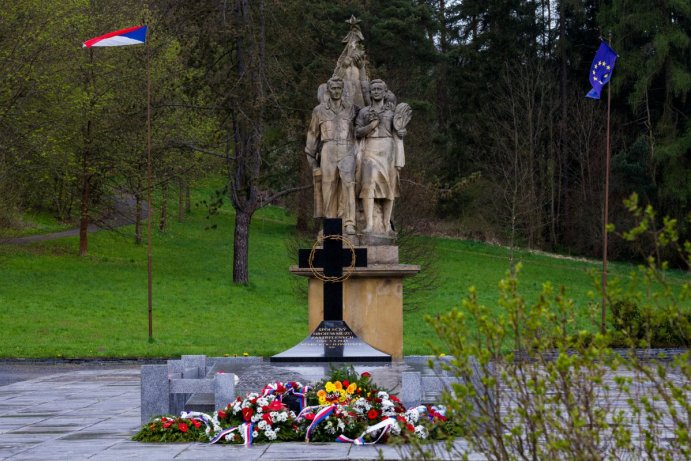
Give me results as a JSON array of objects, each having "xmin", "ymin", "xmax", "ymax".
[
  {"xmin": 333, "ymin": 15, "xmax": 369, "ymax": 107},
  {"xmin": 355, "ymin": 79, "xmax": 411, "ymax": 235},
  {"xmin": 305, "ymin": 17, "xmax": 412, "ymax": 240},
  {"xmin": 305, "ymin": 77, "xmax": 358, "ymax": 234}
]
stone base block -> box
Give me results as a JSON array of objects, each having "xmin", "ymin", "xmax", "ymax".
[{"xmin": 290, "ymin": 262, "xmax": 419, "ymax": 359}]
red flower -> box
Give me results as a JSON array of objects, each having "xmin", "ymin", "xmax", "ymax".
[
  {"xmin": 242, "ymin": 407, "xmax": 254, "ymax": 422},
  {"xmin": 305, "ymin": 413, "xmax": 315, "ymax": 421},
  {"xmin": 342, "ymin": 380, "xmax": 349, "ymax": 387},
  {"xmin": 276, "ymin": 384, "xmax": 286, "ymax": 393},
  {"xmin": 406, "ymin": 423, "xmax": 415, "ymax": 432},
  {"xmin": 397, "ymin": 415, "xmax": 406, "ymax": 423},
  {"xmin": 178, "ymin": 422, "xmax": 188, "ymax": 433},
  {"xmin": 262, "ymin": 405, "xmax": 270, "ymax": 413},
  {"xmin": 367, "ymin": 409, "xmax": 379, "ymax": 420},
  {"xmin": 162, "ymin": 420, "xmax": 173, "ymax": 429},
  {"xmin": 390, "ymin": 395, "xmax": 400, "ymax": 402},
  {"xmin": 268, "ymin": 400, "xmax": 283, "ymax": 411},
  {"xmin": 361, "ymin": 372, "xmax": 371, "ymax": 378},
  {"xmin": 191, "ymin": 419, "xmax": 201, "ymax": 428},
  {"xmin": 262, "ymin": 413, "xmax": 273, "ymax": 425}
]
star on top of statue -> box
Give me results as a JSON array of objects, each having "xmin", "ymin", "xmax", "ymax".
[{"xmin": 345, "ymin": 15, "xmax": 361, "ymax": 28}]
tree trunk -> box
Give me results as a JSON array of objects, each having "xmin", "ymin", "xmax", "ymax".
[
  {"xmin": 79, "ymin": 49, "xmax": 95, "ymax": 257},
  {"xmin": 295, "ymin": 154, "xmax": 312, "ymax": 232},
  {"xmin": 177, "ymin": 177, "xmax": 185, "ymax": 222},
  {"xmin": 79, "ymin": 151, "xmax": 89, "ymax": 257},
  {"xmin": 227, "ymin": 0, "xmax": 264, "ymax": 285},
  {"xmin": 135, "ymin": 192, "xmax": 142, "ymax": 245},
  {"xmin": 185, "ymin": 182, "xmax": 191, "ymax": 213},
  {"xmin": 233, "ymin": 209, "xmax": 251, "ymax": 283},
  {"xmin": 159, "ymin": 180, "xmax": 168, "ymax": 232}
]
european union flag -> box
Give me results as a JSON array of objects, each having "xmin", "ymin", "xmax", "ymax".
[{"xmin": 586, "ymin": 41, "xmax": 617, "ymax": 99}]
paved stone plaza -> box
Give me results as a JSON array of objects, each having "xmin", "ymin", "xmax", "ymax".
[
  {"xmin": 0, "ymin": 359, "xmax": 686, "ymax": 460},
  {"xmin": 0, "ymin": 363, "xmax": 482, "ymax": 460}
]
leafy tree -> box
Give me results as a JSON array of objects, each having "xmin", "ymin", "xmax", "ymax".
[{"xmin": 600, "ymin": 0, "xmax": 691, "ymax": 232}]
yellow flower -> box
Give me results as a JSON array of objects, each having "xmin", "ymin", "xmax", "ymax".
[
  {"xmin": 338, "ymin": 389, "xmax": 347, "ymax": 402},
  {"xmin": 318, "ymin": 396, "xmax": 326, "ymax": 405},
  {"xmin": 347, "ymin": 383, "xmax": 357, "ymax": 394},
  {"xmin": 317, "ymin": 389, "xmax": 326, "ymax": 399},
  {"xmin": 334, "ymin": 381, "xmax": 343, "ymax": 391},
  {"xmin": 325, "ymin": 382, "xmax": 335, "ymax": 392}
]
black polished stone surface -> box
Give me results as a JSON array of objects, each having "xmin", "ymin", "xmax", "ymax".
[{"xmin": 270, "ymin": 320, "xmax": 391, "ymax": 363}]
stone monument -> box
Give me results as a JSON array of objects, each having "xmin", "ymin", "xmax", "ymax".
[
  {"xmin": 289, "ymin": 16, "xmax": 419, "ymax": 360},
  {"xmin": 271, "ymin": 218, "xmax": 390, "ymax": 362},
  {"xmin": 305, "ymin": 16, "xmax": 413, "ymax": 244}
]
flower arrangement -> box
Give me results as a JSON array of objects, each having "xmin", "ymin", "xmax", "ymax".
[
  {"xmin": 132, "ymin": 415, "xmax": 209, "ymax": 443},
  {"xmin": 212, "ymin": 385, "xmax": 302, "ymax": 444},
  {"xmin": 133, "ymin": 367, "xmax": 458, "ymax": 445}
]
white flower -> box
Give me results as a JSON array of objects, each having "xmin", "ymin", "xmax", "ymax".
[
  {"xmin": 381, "ymin": 407, "xmax": 397, "ymax": 417},
  {"xmin": 257, "ymin": 420, "xmax": 268, "ymax": 430},
  {"xmin": 414, "ymin": 425, "xmax": 428, "ymax": 439},
  {"xmin": 257, "ymin": 397, "xmax": 269, "ymax": 407},
  {"xmin": 390, "ymin": 421, "xmax": 401, "ymax": 436},
  {"xmin": 252, "ymin": 430, "xmax": 259, "ymax": 438},
  {"xmin": 224, "ymin": 433, "xmax": 235, "ymax": 442},
  {"xmin": 264, "ymin": 429, "xmax": 277, "ymax": 440},
  {"xmin": 404, "ymin": 409, "xmax": 419, "ymax": 424},
  {"xmin": 251, "ymin": 414, "xmax": 261, "ymax": 423},
  {"xmin": 325, "ymin": 421, "xmax": 336, "ymax": 435},
  {"xmin": 242, "ymin": 400, "xmax": 252, "ymax": 409},
  {"xmin": 279, "ymin": 413, "xmax": 288, "ymax": 422},
  {"xmin": 377, "ymin": 391, "xmax": 389, "ymax": 400},
  {"xmin": 433, "ymin": 405, "xmax": 446, "ymax": 416},
  {"xmin": 337, "ymin": 419, "xmax": 346, "ymax": 432}
]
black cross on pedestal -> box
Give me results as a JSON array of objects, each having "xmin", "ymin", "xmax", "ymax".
[
  {"xmin": 271, "ymin": 218, "xmax": 391, "ymax": 363},
  {"xmin": 297, "ymin": 219, "xmax": 367, "ymax": 321}
]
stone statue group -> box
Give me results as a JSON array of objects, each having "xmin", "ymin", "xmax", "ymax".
[{"xmin": 304, "ymin": 17, "xmax": 412, "ymax": 243}]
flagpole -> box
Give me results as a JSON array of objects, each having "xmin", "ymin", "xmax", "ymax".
[
  {"xmin": 146, "ymin": 33, "xmax": 153, "ymax": 342},
  {"xmin": 600, "ymin": 33, "xmax": 613, "ymax": 335}
]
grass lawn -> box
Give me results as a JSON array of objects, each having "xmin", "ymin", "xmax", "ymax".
[
  {"xmin": 0, "ymin": 210, "xmax": 74, "ymax": 238},
  {"xmin": 0, "ymin": 182, "xmax": 685, "ymax": 358}
]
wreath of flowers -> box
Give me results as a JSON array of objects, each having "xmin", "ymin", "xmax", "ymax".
[{"xmin": 133, "ymin": 367, "xmax": 459, "ymax": 445}]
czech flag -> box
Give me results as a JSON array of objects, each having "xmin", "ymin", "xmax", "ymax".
[{"xmin": 83, "ymin": 25, "xmax": 147, "ymax": 48}]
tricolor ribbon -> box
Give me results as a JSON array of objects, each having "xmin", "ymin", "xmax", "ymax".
[
  {"xmin": 209, "ymin": 422, "xmax": 254, "ymax": 446},
  {"xmin": 334, "ymin": 418, "xmax": 397, "ymax": 445},
  {"xmin": 261, "ymin": 382, "xmax": 279, "ymax": 397},
  {"xmin": 209, "ymin": 426, "xmax": 239, "ymax": 444},
  {"xmin": 304, "ymin": 405, "xmax": 337, "ymax": 442},
  {"xmin": 242, "ymin": 422, "xmax": 254, "ymax": 447},
  {"xmin": 260, "ymin": 382, "xmax": 309, "ymax": 412}
]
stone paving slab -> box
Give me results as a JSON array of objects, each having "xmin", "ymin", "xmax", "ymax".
[
  {"xmin": 0, "ymin": 367, "xmax": 451, "ymax": 460},
  {"xmin": 4, "ymin": 361, "xmax": 681, "ymax": 460}
]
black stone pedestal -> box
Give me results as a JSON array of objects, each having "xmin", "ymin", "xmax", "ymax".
[{"xmin": 270, "ymin": 320, "xmax": 391, "ymax": 363}]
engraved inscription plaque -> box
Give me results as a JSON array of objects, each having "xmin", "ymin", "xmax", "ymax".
[{"xmin": 271, "ymin": 218, "xmax": 390, "ymax": 363}]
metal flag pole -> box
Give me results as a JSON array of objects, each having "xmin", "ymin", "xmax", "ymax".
[
  {"xmin": 146, "ymin": 31, "xmax": 153, "ymax": 342},
  {"xmin": 600, "ymin": 33, "xmax": 613, "ymax": 335},
  {"xmin": 82, "ymin": 24, "xmax": 151, "ymax": 339}
]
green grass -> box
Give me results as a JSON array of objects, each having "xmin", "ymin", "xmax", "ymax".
[
  {"xmin": 0, "ymin": 183, "xmax": 686, "ymax": 358},
  {"xmin": 0, "ymin": 210, "xmax": 73, "ymax": 238}
]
